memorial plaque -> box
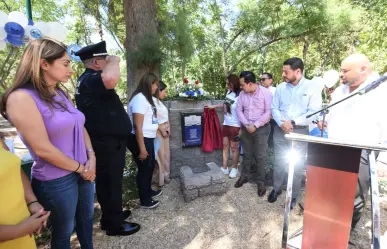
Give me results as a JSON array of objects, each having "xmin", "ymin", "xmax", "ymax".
[{"xmin": 181, "ymin": 113, "xmax": 203, "ymax": 147}]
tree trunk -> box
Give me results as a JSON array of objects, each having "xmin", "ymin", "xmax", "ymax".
[
  {"xmin": 213, "ymin": 0, "xmax": 228, "ymax": 78},
  {"xmin": 181, "ymin": 58, "xmax": 186, "ymax": 81},
  {"xmin": 123, "ymin": 0, "xmax": 159, "ymax": 99},
  {"xmin": 302, "ymin": 39, "xmax": 309, "ymax": 75},
  {"xmin": 198, "ymin": 55, "xmax": 204, "ymax": 86}
]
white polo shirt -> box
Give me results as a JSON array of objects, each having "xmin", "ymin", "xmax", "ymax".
[{"xmin": 326, "ymin": 73, "xmax": 387, "ymax": 144}]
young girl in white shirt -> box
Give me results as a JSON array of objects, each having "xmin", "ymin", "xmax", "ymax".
[
  {"xmin": 153, "ymin": 81, "xmax": 171, "ymax": 187},
  {"xmin": 205, "ymin": 74, "xmax": 241, "ymax": 178},
  {"xmin": 128, "ymin": 73, "xmax": 162, "ymax": 209}
]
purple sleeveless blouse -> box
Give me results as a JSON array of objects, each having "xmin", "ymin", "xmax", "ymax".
[{"xmin": 18, "ymin": 89, "xmax": 87, "ymax": 181}]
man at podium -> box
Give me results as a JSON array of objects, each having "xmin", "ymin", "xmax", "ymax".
[{"xmin": 318, "ymin": 53, "xmax": 387, "ymax": 228}]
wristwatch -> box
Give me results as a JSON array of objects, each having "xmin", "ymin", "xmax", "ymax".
[{"xmin": 291, "ymin": 120, "xmax": 296, "ymax": 126}]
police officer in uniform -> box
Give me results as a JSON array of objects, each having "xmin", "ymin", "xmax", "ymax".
[{"xmin": 75, "ymin": 41, "xmax": 140, "ymax": 236}]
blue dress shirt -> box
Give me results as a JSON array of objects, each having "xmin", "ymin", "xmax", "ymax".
[{"xmin": 271, "ymin": 77, "xmax": 322, "ymax": 127}]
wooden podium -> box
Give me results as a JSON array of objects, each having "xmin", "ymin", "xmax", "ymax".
[{"xmin": 282, "ymin": 133, "xmax": 387, "ymax": 249}]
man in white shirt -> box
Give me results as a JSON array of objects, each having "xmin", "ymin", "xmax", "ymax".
[
  {"xmin": 260, "ymin": 72, "xmax": 276, "ymax": 96},
  {"xmin": 318, "ymin": 53, "xmax": 387, "ymax": 228}
]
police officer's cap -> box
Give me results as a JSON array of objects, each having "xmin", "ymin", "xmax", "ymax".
[{"xmin": 75, "ymin": 41, "xmax": 108, "ymax": 61}]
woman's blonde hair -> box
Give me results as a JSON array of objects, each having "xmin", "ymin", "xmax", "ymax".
[{"xmin": 0, "ymin": 38, "xmax": 70, "ymax": 119}]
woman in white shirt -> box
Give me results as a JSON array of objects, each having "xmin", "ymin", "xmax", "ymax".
[
  {"xmin": 128, "ymin": 73, "xmax": 162, "ymax": 209},
  {"xmin": 153, "ymin": 81, "xmax": 171, "ymax": 187},
  {"xmin": 205, "ymin": 74, "xmax": 241, "ymax": 178}
]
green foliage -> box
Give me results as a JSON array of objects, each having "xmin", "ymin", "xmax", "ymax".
[
  {"xmin": 122, "ymin": 152, "xmax": 139, "ymax": 204},
  {"xmin": 1, "ymin": 0, "xmax": 387, "ymax": 99},
  {"xmin": 129, "ymin": 34, "xmax": 164, "ymax": 69}
]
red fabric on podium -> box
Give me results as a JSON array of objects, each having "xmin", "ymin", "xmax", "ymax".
[{"xmin": 202, "ymin": 108, "xmax": 223, "ymax": 152}]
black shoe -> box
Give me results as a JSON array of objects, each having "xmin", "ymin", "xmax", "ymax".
[
  {"xmin": 290, "ymin": 198, "xmax": 297, "ymax": 210},
  {"xmin": 100, "ymin": 210, "xmax": 133, "ymax": 230},
  {"xmin": 141, "ymin": 200, "xmax": 159, "ymax": 209},
  {"xmin": 257, "ymin": 183, "xmax": 266, "ymax": 197},
  {"xmin": 234, "ymin": 176, "xmax": 248, "ymax": 188},
  {"xmin": 268, "ymin": 189, "xmax": 282, "ymax": 203},
  {"xmin": 151, "ymin": 189, "xmax": 163, "ymax": 198},
  {"xmin": 105, "ymin": 221, "xmax": 141, "ymax": 236}
]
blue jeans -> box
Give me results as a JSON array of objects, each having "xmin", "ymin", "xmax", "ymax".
[{"xmin": 32, "ymin": 172, "xmax": 94, "ymax": 249}]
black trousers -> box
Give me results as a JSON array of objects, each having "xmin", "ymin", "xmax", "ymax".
[
  {"xmin": 92, "ymin": 136, "xmax": 126, "ymax": 231},
  {"xmin": 127, "ymin": 134, "xmax": 156, "ymax": 205},
  {"xmin": 268, "ymin": 119, "xmax": 276, "ymax": 149}
]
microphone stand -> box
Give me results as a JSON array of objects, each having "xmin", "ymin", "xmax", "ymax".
[
  {"xmin": 306, "ymin": 90, "xmax": 362, "ymax": 137},
  {"xmin": 308, "ymin": 75, "xmax": 387, "ymax": 133}
]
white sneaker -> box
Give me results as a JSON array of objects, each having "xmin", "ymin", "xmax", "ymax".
[
  {"xmin": 221, "ymin": 167, "xmax": 229, "ymax": 175},
  {"xmin": 229, "ymin": 168, "xmax": 239, "ymax": 178}
]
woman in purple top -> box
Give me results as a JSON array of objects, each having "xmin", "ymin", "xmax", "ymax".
[{"xmin": 0, "ymin": 38, "xmax": 95, "ymax": 249}]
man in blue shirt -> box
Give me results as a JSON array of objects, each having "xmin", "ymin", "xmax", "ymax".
[{"xmin": 268, "ymin": 57, "xmax": 322, "ymax": 208}]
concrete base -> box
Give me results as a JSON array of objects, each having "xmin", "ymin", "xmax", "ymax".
[{"xmin": 180, "ymin": 162, "xmax": 228, "ymax": 202}]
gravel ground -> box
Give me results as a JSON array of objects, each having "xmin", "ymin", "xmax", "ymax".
[
  {"xmin": 59, "ymin": 178, "xmax": 386, "ymax": 249},
  {"xmin": 2, "ymin": 117, "xmax": 386, "ymax": 249}
]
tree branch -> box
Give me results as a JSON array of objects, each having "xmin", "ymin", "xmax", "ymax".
[
  {"xmin": 229, "ymin": 30, "xmax": 315, "ymax": 72},
  {"xmin": 225, "ymin": 28, "xmax": 245, "ymax": 52},
  {"xmin": 1, "ymin": 0, "xmax": 11, "ymax": 12},
  {"xmin": 101, "ymin": 7, "xmax": 125, "ymax": 52},
  {"xmin": 317, "ymin": 43, "xmax": 334, "ymax": 76},
  {"xmin": 0, "ymin": 52, "xmax": 17, "ymax": 90},
  {"xmin": 0, "ymin": 47, "xmax": 14, "ymax": 72}
]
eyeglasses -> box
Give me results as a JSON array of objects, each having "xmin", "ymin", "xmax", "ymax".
[{"xmin": 260, "ymin": 78, "xmax": 269, "ymax": 81}]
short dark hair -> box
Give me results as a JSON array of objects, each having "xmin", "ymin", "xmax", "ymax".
[
  {"xmin": 239, "ymin": 71, "xmax": 251, "ymax": 78},
  {"xmin": 262, "ymin": 72, "xmax": 273, "ymax": 79},
  {"xmin": 283, "ymin": 57, "xmax": 304, "ymax": 72},
  {"xmin": 244, "ymin": 72, "xmax": 256, "ymax": 83}
]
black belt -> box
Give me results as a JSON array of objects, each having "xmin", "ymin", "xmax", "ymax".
[{"xmin": 293, "ymin": 125, "xmax": 308, "ymax": 129}]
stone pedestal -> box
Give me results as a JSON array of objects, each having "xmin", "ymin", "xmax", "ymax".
[
  {"xmin": 165, "ymin": 100, "xmax": 224, "ymax": 178},
  {"xmin": 180, "ymin": 162, "xmax": 228, "ymax": 202}
]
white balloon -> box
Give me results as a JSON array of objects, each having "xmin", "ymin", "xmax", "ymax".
[
  {"xmin": 312, "ymin": 76, "xmax": 326, "ymax": 92},
  {"xmin": 47, "ymin": 22, "xmax": 68, "ymax": 41},
  {"xmin": 322, "ymin": 69, "xmax": 339, "ymax": 88},
  {"xmin": 24, "ymin": 25, "xmax": 34, "ymax": 39},
  {"xmin": 0, "ymin": 27, "xmax": 6, "ymax": 40},
  {"xmin": 0, "ymin": 40, "xmax": 6, "ymax": 51},
  {"xmin": 34, "ymin": 22, "xmax": 50, "ymax": 36},
  {"xmin": 24, "ymin": 25, "xmax": 43, "ymax": 40},
  {"xmin": 8, "ymin": 11, "xmax": 28, "ymax": 27},
  {"xmin": 0, "ymin": 10, "xmax": 7, "ymax": 27}
]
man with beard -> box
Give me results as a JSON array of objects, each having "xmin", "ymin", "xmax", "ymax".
[
  {"xmin": 269, "ymin": 58, "xmax": 322, "ymax": 209},
  {"xmin": 235, "ymin": 71, "xmax": 272, "ymax": 197},
  {"xmin": 318, "ymin": 54, "xmax": 387, "ymax": 228}
]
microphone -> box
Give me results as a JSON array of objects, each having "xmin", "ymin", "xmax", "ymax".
[{"xmin": 359, "ymin": 75, "xmax": 387, "ymax": 95}]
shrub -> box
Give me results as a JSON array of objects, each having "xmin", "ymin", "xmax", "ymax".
[{"xmin": 122, "ymin": 152, "xmax": 139, "ymax": 205}]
